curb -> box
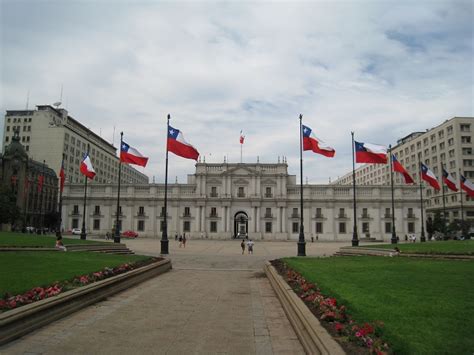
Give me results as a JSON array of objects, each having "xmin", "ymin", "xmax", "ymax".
[
  {"xmin": 264, "ymin": 262, "xmax": 345, "ymax": 355},
  {"xmin": 0, "ymin": 258, "xmax": 172, "ymax": 346}
]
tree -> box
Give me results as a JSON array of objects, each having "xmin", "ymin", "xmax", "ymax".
[
  {"xmin": 0, "ymin": 185, "xmax": 21, "ymax": 226},
  {"xmin": 432, "ymin": 211, "xmax": 446, "ymax": 235}
]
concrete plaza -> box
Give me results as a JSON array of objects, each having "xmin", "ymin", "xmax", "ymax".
[{"xmin": 1, "ymin": 239, "xmax": 357, "ymax": 354}]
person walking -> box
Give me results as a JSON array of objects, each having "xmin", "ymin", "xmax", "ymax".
[
  {"xmin": 240, "ymin": 240, "xmax": 245, "ymax": 254},
  {"xmin": 182, "ymin": 234, "xmax": 187, "ymax": 248},
  {"xmin": 247, "ymin": 239, "xmax": 254, "ymax": 254},
  {"xmin": 179, "ymin": 234, "xmax": 183, "ymax": 247}
]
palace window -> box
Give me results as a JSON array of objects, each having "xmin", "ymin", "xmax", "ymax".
[
  {"xmin": 72, "ymin": 219, "xmax": 79, "ymax": 229},
  {"xmin": 238, "ymin": 186, "xmax": 245, "ymax": 197},
  {"xmin": 211, "ymin": 186, "xmax": 217, "ymax": 197},
  {"xmin": 362, "ymin": 222, "xmax": 370, "ymax": 234},
  {"xmin": 184, "ymin": 207, "xmax": 191, "ymax": 217},
  {"xmin": 138, "ymin": 206, "xmax": 145, "ymax": 215},
  {"xmin": 292, "ymin": 222, "xmax": 299, "ymax": 233},
  {"xmin": 93, "ymin": 219, "xmax": 100, "ymax": 230},
  {"xmin": 265, "ymin": 187, "xmax": 272, "ymax": 197},
  {"xmin": 265, "ymin": 222, "xmax": 272, "ymax": 233},
  {"xmin": 137, "ymin": 220, "xmax": 145, "ymax": 231},
  {"xmin": 408, "ymin": 222, "xmax": 415, "ymax": 233},
  {"xmin": 210, "ymin": 221, "xmax": 217, "ymax": 232},
  {"xmin": 339, "ymin": 222, "xmax": 346, "ymax": 234},
  {"xmin": 73, "ymin": 205, "xmax": 79, "ymax": 214},
  {"xmin": 183, "ymin": 221, "xmax": 190, "ymax": 232},
  {"xmin": 385, "ymin": 222, "xmax": 392, "ymax": 234},
  {"xmin": 94, "ymin": 205, "xmax": 100, "ymax": 215},
  {"xmin": 316, "ymin": 222, "xmax": 323, "ymax": 234}
]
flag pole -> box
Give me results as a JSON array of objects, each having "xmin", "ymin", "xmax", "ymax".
[
  {"xmin": 441, "ymin": 164, "xmax": 447, "ymax": 237},
  {"xmin": 351, "ymin": 132, "xmax": 359, "ymax": 246},
  {"xmin": 389, "ymin": 146, "xmax": 397, "ymax": 244},
  {"xmin": 39, "ymin": 160, "xmax": 45, "ymax": 235},
  {"xmin": 80, "ymin": 145, "xmax": 89, "ymax": 240},
  {"xmin": 56, "ymin": 154, "xmax": 65, "ymax": 239},
  {"xmin": 417, "ymin": 154, "xmax": 426, "ymax": 242},
  {"xmin": 297, "ymin": 114, "xmax": 306, "ymax": 256},
  {"xmin": 240, "ymin": 135, "xmax": 243, "ymax": 164},
  {"xmin": 161, "ymin": 114, "xmax": 170, "ymax": 255},
  {"xmin": 459, "ymin": 168, "xmax": 465, "ymax": 234},
  {"xmin": 114, "ymin": 132, "xmax": 123, "ymax": 243}
]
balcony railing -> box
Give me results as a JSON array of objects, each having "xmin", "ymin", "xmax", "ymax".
[
  {"xmin": 183, "ymin": 213, "xmax": 191, "ymax": 217},
  {"xmin": 338, "ymin": 214, "xmax": 347, "ymax": 218},
  {"xmin": 210, "ymin": 193, "xmax": 218, "ymax": 197},
  {"xmin": 210, "ymin": 213, "xmax": 218, "ymax": 218},
  {"xmin": 361, "ymin": 214, "xmax": 370, "ymax": 219},
  {"xmin": 291, "ymin": 213, "xmax": 300, "ymax": 218},
  {"xmin": 384, "ymin": 213, "xmax": 392, "ymax": 218},
  {"xmin": 315, "ymin": 214, "xmax": 324, "ymax": 218},
  {"xmin": 237, "ymin": 193, "xmax": 245, "ymax": 198},
  {"xmin": 264, "ymin": 213, "xmax": 273, "ymax": 218},
  {"xmin": 137, "ymin": 212, "xmax": 145, "ymax": 217},
  {"xmin": 264, "ymin": 193, "xmax": 273, "ymax": 198},
  {"xmin": 407, "ymin": 213, "xmax": 416, "ymax": 218}
]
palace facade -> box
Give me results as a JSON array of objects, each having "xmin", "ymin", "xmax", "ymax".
[{"xmin": 63, "ymin": 162, "xmax": 422, "ymax": 241}]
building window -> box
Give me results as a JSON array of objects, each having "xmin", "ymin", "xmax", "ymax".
[
  {"xmin": 408, "ymin": 222, "xmax": 415, "ymax": 233},
  {"xmin": 316, "ymin": 222, "xmax": 323, "ymax": 233},
  {"xmin": 385, "ymin": 222, "xmax": 392, "ymax": 233},
  {"xmin": 73, "ymin": 205, "xmax": 79, "ymax": 214},
  {"xmin": 160, "ymin": 221, "xmax": 165, "ymax": 231},
  {"xmin": 316, "ymin": 208, "xmax": 322, "ymax": 218},
  {"xmin": 265, "ymin": 187, "xmax": 272, "ymax": 197},
  {"xmin": 5, "ymin": 136, "xmax": 9, "ymax": 142},
  {"xmin": 238, "ymin": 186, "xmax": 245, "ymax": 197},
  {"xmin": 6, "ymin": 126, "xmax": 9, "ymax": 132},
  {"xmin": 137, "ymin": 220, "xmax": 145, "ymax": 231},
  {"xmin": 265, "ymin": 222, "xmax": 272, "ymax": 233},
  {"xmin": 210, "ymin": 207, "xmax": 217, "ymax": 217},
  {"xmin": 292, "ymin": 222, "xmax": 299, "ymax": 233},
  {"xmin": 25, "ymin": 146, "xmax": 29, "ymax": 151},
  {"xmin": 265, "ymin": 208, "xmax": 272, "ymax": 218},
  {"xmin": 362, "ymin": 208, "xmax": 368, "ymax": 218},
  {"xmin": 94, "ymin": 205, "xmax": 100, "ymax": 215},
  {"xmin": 211, "ymin": 186, "xmax": 217, "ymax": 197},
  {"xmin": 210, "ymin": 221, "xmax": 217, "ymax": 232},
  {"xmin": 360, "ymin": 223, "xmax": 368, "ymax": 235},
  {"xmin": 138, "ymin": 206, "xmax": 145, "ymax": 215},
  {"xmin": 183, "ymin": 221, "xmax": 190, "ymax": 232},
  {"xmin": 460, "ymin": 123, "xmax": 471, "ymax": 132},
  {"xmin": 184, "ymin": 207, "xmax": 190, "ymax": 217},
  {"xmin": 339, "ymin": 222, "xmax": 346, "ymax": 234},
  {"xmin": 161, "ymin": 207, "xmax": 166, "ymax": 216},
  {"xmin": 292, "ymin": 208, "xmax": 299, "ymax": 217},
  {"xmin": 408, "ymin": 208, "xmax": 414, "ymax": 218},
  {"xmin": 93, "ymin": 219, "xmax": 100, "ymax": 230},
  {"xmin": 338, "ymin": 208, "xmax": 345, "ymax": 218},
  {"xmin": 72, "ymin": 219, "xmax": 79, "ymax": 229},
  {"xmin": 385, "ymin": 208, "xmax": 391, "ymax": 218}
]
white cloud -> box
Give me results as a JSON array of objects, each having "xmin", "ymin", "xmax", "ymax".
[{"xmin": 1, "ymin": 0, "xmax": 472, "ymax": 183}]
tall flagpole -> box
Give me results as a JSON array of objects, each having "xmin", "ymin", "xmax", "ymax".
[
  {"xmin": 459, "ymin": 168, "xmax": 465, "ymax": 233},
  {"xmin": 161, "ymin": 114, "xmax": 170, "ymax": 255},
  {"xmin": 417, "ymin": 153, "xmax": 426, "ymax": 242},
  {"xmin": 351, "ymin": 132, "xmax": 359, "ymax": 246},
  {"xmin": 240, "ymin": 133, "xmax": 243, "ymax": 164},
  {"xmin": 389, "ymin": 146, "xmax": 397, "ymax": 244},
  {"xmin": 114, "ymin": 132, "xmax": 123, "ymax": 243},
  {"xmin": 39, "ymin": 160, "xmax": 46, "ymax": 235},
  {"xmin": 441, "ymin": 164, "xmax": 447, "ymax": 236},
  {"xmin": 297, "ymin": 114, "xmax": 306, "ymax": 256},
  {"xmin": 80, "ymin": 145, "xmax": 89, "ymax": 240},
  {"xmin": 56, "ymin": 154, "xmax": 64, "ymax": 238}
]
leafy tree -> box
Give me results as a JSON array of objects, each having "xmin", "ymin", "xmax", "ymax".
[
  {"xmin": 432, "ymin": 211, "xmax": 446, "ymax": 235},
  {"xmin": 0, "ymin": 185, "xmax": 21, "ymax": 226},
  {"xmin": 426, "ymin": 217, "xmax": 434, "ymax": 239}
]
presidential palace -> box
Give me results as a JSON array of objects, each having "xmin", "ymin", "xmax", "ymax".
[{"xmin": 62, "ymin": 161, "xmax": 422, "ymax": 241}]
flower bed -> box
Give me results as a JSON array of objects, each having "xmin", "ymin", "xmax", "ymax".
[
  {"xmin": 0, "ymin": 257, "xmax": 161, "ymax": 312},
  {"xmin": 271, "ymin": 259, "xmax": 391, "ymax": 355}
]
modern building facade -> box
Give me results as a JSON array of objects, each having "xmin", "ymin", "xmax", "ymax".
[
  {"xmin": 0, "ymin": 129, "xmax": 58, "ymax": 230},
  {"xmin": 62, "ymin": 162, "xmax": 421, "ymax": 241},
  {"xmin": 334, "ymin": 117, "xmax": 474, "ymax": 223},
  {"xmin": 3, "ymin": 105, "xmax": 149, "ymax": 185}
]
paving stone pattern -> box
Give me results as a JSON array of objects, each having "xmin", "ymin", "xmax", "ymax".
[{"xmin": 1, "ymin": 240, "xmax": 353, "ymax": 354}]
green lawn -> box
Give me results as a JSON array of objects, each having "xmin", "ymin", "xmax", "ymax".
[
  {"xmin": 0, "ymin": 231, "xmax": 103, "ymax": 247},
  {"xmin": 364, "ymin": 240, "xmax": 474, "ymax": 255},
  {"xmin": 284, "ymin": 256, "xmax": 474, "ymax": 354},
  {"xmin": 0, "ymin": 252, "xmax": 150, "ymax": 295}
]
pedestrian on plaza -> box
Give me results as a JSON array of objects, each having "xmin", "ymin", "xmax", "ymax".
[
  {"xmin": 55, "ymin": 236, "xmax": 67, "ymax": 252},
  {"xmin": 179, "ymin": 234, "xmax": 183, "ymax": 247},
  {"xmin": 247, "ymin": 239, "xmax": 254, "ymax": 254},
  {"xmin": 182, "ymin": 234, "xmax": 187, "ymax": 248},
  {"xmin": 175, "ymin": 234, "xmax": 178, "ymax": 241},
  {"xmin": 240, "ymin": 240, "xmax": 245, "ymax": 254}
]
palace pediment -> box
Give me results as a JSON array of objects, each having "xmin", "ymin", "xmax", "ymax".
[
  {"xmin": 261, "ymin": 178, "xmax": 277, "ymax": 186},
  {"xmin": 223, "ymin": 166, "xmax": 258, "ymax": 176},
  {"xmin": 206, "ymin": 178, "xmax": 222, "ymax": 185},
  {"xmin": 233, "ymin": 178, "xmax": 250, "ymax": 185}
]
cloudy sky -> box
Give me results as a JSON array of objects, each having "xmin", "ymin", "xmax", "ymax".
[{"xmin": 1, "ymin": 0, "xmax": 472, "ymax": 183}]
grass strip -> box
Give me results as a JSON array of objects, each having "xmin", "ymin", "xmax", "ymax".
[
  {"xmin": 283, "ymin": 256, "xmax": 474, "ymax": 354},
  {"xmin": 0, "ymin": 232, "xmax": 103, "ymax": 247},
  {"xmin": 0, "ymin": 251, "xmax": 150, "ymax": 295},
  {"xmin": 362, "ymin": 240, "xmax": 474, "ymax": 255}
]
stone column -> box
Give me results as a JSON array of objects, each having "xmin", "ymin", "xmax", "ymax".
[{"xmin": 256, "ymin": 207, "xmax": 260, "ymax": 233}]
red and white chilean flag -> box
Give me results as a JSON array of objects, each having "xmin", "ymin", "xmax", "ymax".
[
  {"xmin": 302, "ymin": 125, "xmax": 335, "ymax": 157},
  {"xmin": 239, "ymin": 130, "xmax": 245, "ymax": 144},
  {"xmin": 392, "ymin": 155, "xmax": 414, "ymax": 184},
  {"xmin": 355, "ymin": 141, "xmax": 387, "ymax": 164},
  {"xmin": 120, "ymin": 141, "xmax": 149, "ymax": 167},
  {"xmin": 167, "ymin": 125, "xmax": 200, "ymax": 161},
  {"xmin": 460, "ymin": 174, "xmax": 474, "ymax": 197},
  {"xmin": 421, "ymin": 163, "xmax": 440, "ymax": 190},
  {"xmin": 442, "ymin": 168, "xmax": 458, "ymax": 192},
  {"xmin": 80, "ymin": 153, "xmax": 96, "ymax": 179}
]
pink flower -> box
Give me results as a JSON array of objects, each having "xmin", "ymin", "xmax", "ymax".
[
  {"xmin": 8, "ymin": 300, "xmax": 17, "ymax": 308},
  {"xmin": 335, "ymin": 322, "xmax": 345, "ymax": 333}
]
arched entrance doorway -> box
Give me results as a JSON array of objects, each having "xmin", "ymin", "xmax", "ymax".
[{"xmin": 234, "ymin": 211, "xmax": 248, "ymax": 239}]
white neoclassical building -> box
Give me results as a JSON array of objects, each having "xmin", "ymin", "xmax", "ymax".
[{"xmin": 62, "ymin": 162, "xmax": 422, "ymax": 241}]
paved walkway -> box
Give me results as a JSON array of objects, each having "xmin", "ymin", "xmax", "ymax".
[{"xmin": 1, "ymin": 240, "xmax": 353, "ymax": 354}]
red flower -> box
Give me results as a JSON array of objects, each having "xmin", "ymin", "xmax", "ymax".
[
  {"xmin": 8, "ymin": 300, "xmax": 17, "ymax": 308},
  {"xmin": 335, "ymin": 322, "xmax": 345, "ymax": 333}
]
